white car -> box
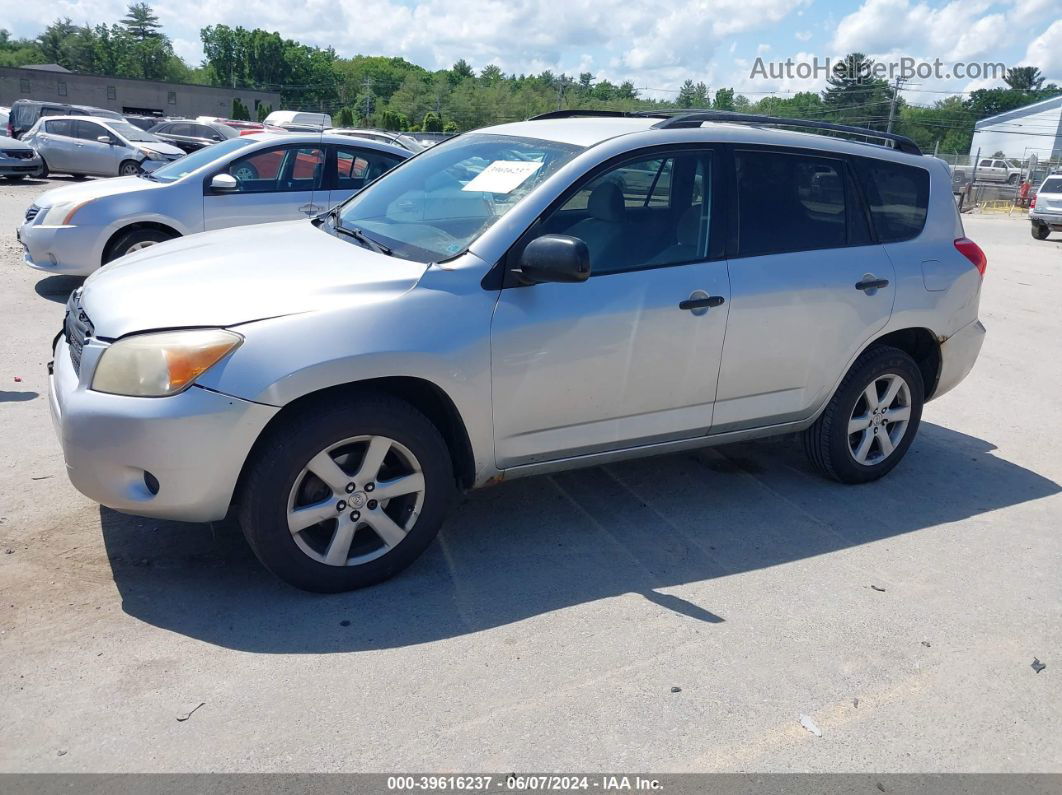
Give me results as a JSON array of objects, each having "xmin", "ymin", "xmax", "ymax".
[
  {"xmin": 18, "ymin": 132, "xmax": 408, "ymax": 275},
  {"xmin": 263, "ymin": 110, "xmax": 332, "ymax": 131},
  {"xmin": 973, "ymin": 157, "xmax": 1021, "ymax": 184},
  {"xmin": 21, "ymin": 115, "xmax": 184, "ymax": 178},
  {"xmin": 1030, "ymin": 174, "xmax": 1062, "ymax": 240}
]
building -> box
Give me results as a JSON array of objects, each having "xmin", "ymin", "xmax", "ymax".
[
  {"xmin": 969, "ymin": 94, "xmax": 1062, "ymax": 163},
  {"xmin": 0, "ymin": 65, "xmax": 282, "ymax": 120}
]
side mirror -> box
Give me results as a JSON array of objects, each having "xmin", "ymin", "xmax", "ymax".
[
  {"xmin": 210, "ymin": 173, "xmax": 238, "ymax": 193},
  {"xmin": 517, "ymin": 234, "xmax": 591, "ymax": 285},
  {"xmin": 97, "ymin": 135, "xmax": 115, "ymax": 145}
]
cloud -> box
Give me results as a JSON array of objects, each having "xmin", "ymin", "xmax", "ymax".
[
  {"xmin": 1022, "ymin": 19, "xmax": 1062, "ymax": 81},
  {"xmin": 795, "ymin": 31, "xmax": 813, "ymax": 42}
]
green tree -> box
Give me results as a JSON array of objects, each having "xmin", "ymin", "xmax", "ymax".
[
  {"xmin": 443, "ymin": 120, "xmax": 458, "ymax": 133},
  {"xmin": 1004, "ymin": 66, "xmax": 1044, "ymax": 91},
  {"xmin": 337, "ymin": 106, "xmax": 355, "ymax": 127},
  {"xmin": 713, "ymin": 87, "xmax": 734, "ymax": 110},
  {"xmin": 692, "ymin": 81, "xmax": 709, "ymax": 107},
  {"xmin": 230, "ymin": 98, "xmax": 250, "ymax": 120},
  {"xmin": 421, "ymin": 111, "xmax": 443, "ymax": 132},
  {"xmin": 450, "ymin": 58, "xmax": 474, "ymax": 83},
  {"xmin": 257, "ymin": 103, "xmax": 271, "ymax": 121},
  {"xmin": 121, "ymin": 3, "xmax": 163, "ymax": 40},
  {"xmin": 822, "ymin": 52, "xmax": 891, "ymax": 128},
  {"xmin": 677, "ymin": 79, "xmax": 696, "ymax": 108}
]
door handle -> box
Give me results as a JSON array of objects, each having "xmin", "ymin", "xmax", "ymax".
[
  {"xmin": 298, "ymin": 203, "xmax": 321, "ymax": 214},
  {"xmin": 855, "ymin": 278, "xmax": 889, "ymax": 292},
  {"xmin": 679, "ymin": 291, "xmax": 725, "ymax": 313}
]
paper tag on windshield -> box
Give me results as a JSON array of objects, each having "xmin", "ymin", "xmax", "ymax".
[{"xmin": 462, "ymin": 160, "xmax": 543, "ymax": 194}]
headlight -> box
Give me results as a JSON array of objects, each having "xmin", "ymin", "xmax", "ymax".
[
  {"xmin": 39, "ymin": 199, "xmax": 92, "ymax": 226},
  {"xmin": 136, "ymin": 146, "xmax": 163, "ymax": 159},
  {"xmin": 92, "ymin": 329, "xmax": 243, "ymax": 397}
]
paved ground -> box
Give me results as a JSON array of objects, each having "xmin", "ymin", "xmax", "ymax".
[{"xmin": 0, "ymin": 176, "xmax": 1059, "ymax": 772}]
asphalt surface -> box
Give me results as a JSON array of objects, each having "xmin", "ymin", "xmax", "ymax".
[{"xmin": 0, "ymin": 175, "xmax": 1059, "ymax": 772}]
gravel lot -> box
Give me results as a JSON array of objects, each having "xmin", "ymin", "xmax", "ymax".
[{"xmin": 0, "ymin": 176, "xmax": 1059, "ymax": 772}]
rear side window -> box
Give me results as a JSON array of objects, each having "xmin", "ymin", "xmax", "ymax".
[
  {"xmin": 45, "ymin": 119, "xmax": 74, "ymax": 137},
  {"xmin": 735, "ymin": 150, "xmax": 848, "ymax": 257},
  {"xmin": 854, "ymin": 158, "xmax": 929, "ymax": 242}
]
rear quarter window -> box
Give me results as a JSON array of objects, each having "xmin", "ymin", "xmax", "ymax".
[{"xmin": 854, "ymin": 158, "xmax": 930, "ymax": 243}]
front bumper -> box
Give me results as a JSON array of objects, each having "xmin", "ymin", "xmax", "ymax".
[
  {"xmin": 933, "ymin": 319, "xmax": 986, "ymax": 400},
  {"xmin": 0, "ymin": 157, "xmax": 43, "ymax": 176},
  {"xmin": 17, "ymin": 220, "xmax": 101, "ymax": 276},
  {"xmin": 50, "ymin": 336, "xmax": 279, "ymax": 522}
]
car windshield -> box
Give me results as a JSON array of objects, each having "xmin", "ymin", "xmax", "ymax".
[
  {"xmin": 107, "ymin": 120, "xmax": 160, "ymax": 142},
  {"xmin": 395, "ymin": 134, "xmax": 425, "ymax": 152},
  {"xmin": 1040, "ymin": 177, "xmax": 1062, "ymax": 194},
  {"xmin": 147, "ymin": 137, "xmax": 255, "ymax": 182},
  {"xmin": 334, "ymin": 133, "xmax": 583, "ymax": 263}
]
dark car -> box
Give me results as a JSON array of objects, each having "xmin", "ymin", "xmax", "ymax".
[
  {"xmin": 124, "ymin": 114, "xmax": 165, "ymax": 132},
  {"xmin": 7, "ymin": 99, "xmax": 123, "ymax": 139},
  {"xmin": 148, "ymin": 120, "xmax": 239, "ymax": 153}
]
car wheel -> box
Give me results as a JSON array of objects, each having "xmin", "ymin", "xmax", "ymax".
[
  {"xmin": 104, "ymin": 227, "xmax": 176, "ymax": 263},
  {"xmin": 1031, "ymin": 222, "xmax": 1050, "ymax": 240},
  {"xmin": 37, "ymin": 159, "xmax": 49, "ymax": 178},
  {"xmin": 1007, "ymin": 173, "xmax": 1018, "ymax": 185},
  {"xmin": 118, "ymin": 160, "xmax": 140, "ymax": 177},
  {"xmin": 239, "ymin": 392, "xmax": 455, "ymax": 592},
  {"xmin": 803, "ymin": 345, "xmax": 924, "ymax": 484}
]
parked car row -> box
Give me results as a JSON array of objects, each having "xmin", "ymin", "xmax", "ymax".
[{"xmin": 23, "ymin": 110, "xmax": 988, "ymax": 594}]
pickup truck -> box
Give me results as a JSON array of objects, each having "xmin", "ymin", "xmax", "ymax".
[{"xmin": 973, "ymin": 157, "xmax": 1021, "ymax": 184}]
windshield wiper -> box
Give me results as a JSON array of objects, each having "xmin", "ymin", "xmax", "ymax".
[{"xmin": 334, "ymin": 219, "xmax": 392, "ymax": 256}]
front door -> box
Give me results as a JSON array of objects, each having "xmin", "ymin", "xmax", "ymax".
[
  {"xmin": 711, "ymin": 148, "xmax": 896, "ymax": 433},
  {"xmin": 204, "ymin": 143, "xmax": 328, "ymax": 230},
  {"xmin": 491, "ymin": 148, "xmax": 730, "ymax": 468},
  {"xmin": 73, "ymin": 120, "xmax": 119, "ymax": 176}
]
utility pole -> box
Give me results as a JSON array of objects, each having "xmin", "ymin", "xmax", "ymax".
[
  {"xmin": 362, "ymin": 76, "xmax": 374, "ymax": 123},
  {"xmin": 886, "ymin": 77, "xmax": 906, "ymax": 134}
]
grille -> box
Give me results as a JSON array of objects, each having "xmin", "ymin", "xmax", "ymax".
[
  {"xmin": 25, "ymin": 205, "xmax": 40, "ymax": 223},
  {"xmin": 64, "ymin": 291, "xmax": 93, "ymax": 376},
  {"xmin": 2, "ymin": 149, "xmax": 34, "ymax": 159}
]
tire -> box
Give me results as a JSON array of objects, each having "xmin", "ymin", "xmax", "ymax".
[
  {"xmin": 118, "ymin": 160, "xmax": 140, "ymax": 177},
  {"xmin": 1007, "ymin": 173, "xmax": 1018, "ymax": 185},
  {"xmin": 1031, "ymin": 222, "xmax": 1050, "ymax": 240},
  {"xmin": 239, "ymin": 392, "xmax": 455, "ymax": 592},
  {"xmin": 803, "ymin": 345, "xmax": 924, "ymax": 484},
  {"xmin": 38, "ymin": 159, "xmax": 49, "ymax": 179},
  {"xmin": 104, "ymin": 227, "xmax": 176, "ymax": 263}
]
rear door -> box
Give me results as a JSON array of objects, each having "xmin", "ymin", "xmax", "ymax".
[
  {"xmin": 711, "ymin": 147, "xmax": 895, "ymax": 433},
  {"xmin": 73, "ymin": 120, "xmax": 120, "ymax": 175},
  {"xmin": 204, "ymin": 142, "xmax": 327, "ymax": 230},
  {"xmin": 327, "ymin": 144, "xmax": 405, "ymax": 207},
  {"xmin": 36, "ymin": 118, "xmax": 77, "ymax": 171}
]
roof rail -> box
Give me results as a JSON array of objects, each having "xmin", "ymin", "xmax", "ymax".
[
  {"xmin": 652, "ymin": 110, "xmax": 922, "ymax": 155},
  {"xmin": 529, "ymin": 109, "xmax": 673, "ymax": 121}
]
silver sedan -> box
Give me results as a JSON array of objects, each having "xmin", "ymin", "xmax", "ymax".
[{"xmin": 18, "ymin": 132, "xmax": 409, "ymax": 275}]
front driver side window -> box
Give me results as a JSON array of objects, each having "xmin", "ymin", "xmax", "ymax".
[
  {"xmin": 226, "ymin": 146, "xmax": 324, "ymax": 193},
  {"xmin": 533, "ymin": 151, "xmax": 712, "ymax": 275}
]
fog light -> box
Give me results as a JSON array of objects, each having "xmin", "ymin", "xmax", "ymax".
[{"xmin": 143, "ymin": 471, "xmax": 160, "ymax": 495}]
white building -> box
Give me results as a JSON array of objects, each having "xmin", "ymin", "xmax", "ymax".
[{"xmin": 969, "ymin": 95, "xmax": 1062, "ymax": 163}]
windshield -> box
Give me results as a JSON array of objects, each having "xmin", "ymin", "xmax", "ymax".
[
  {"xmin": 107, "ymin": 120, "xmax": 161, "ymax": 142},
  {"xmin": 1040, "ymin": 177, "xmax": 1062, "ymax": 194},
  {"xmin": 395, "ymin": 134, "xmax": 426, "ymax": 152},
  {"xmin": 335, "ymin": 133, "xmax": 583, "ymax": 263},
  {"xmin": 147, "ymin": 137, "xmax": 255, "ymax": 182}
]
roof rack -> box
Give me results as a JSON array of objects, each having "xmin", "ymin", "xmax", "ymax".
[
  {"xmin": 527, "ymin": 108, "xmax": 922, "ymax": 156},
  {"xmin": 651, "ymin": 110, "xmax": 922, "ymax": 155}
]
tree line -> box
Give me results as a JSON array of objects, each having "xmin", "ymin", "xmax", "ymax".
[{"xmin": 2, "ymin": 7, "xmax": 1059, "ymax": 151}]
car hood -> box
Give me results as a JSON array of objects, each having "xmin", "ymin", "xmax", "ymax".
[
  {"xmin": 0, "ymin": 134, "xmax": 32, "ymax": 150},
  {"xmin": 33, "ymin": 176, "xmax": 165, "ymax": 207},
  {"xmin": 80, "ymin": 220, "xmax": 429, "ymax": 338},
  {"xmin": 139, "ymin": 140, "xmax": 184, "ymax": 156}
]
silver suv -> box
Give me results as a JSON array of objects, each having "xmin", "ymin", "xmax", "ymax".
[{"xmin": 49, "ymin": 111, "xmax": 987, "ymax": 592}]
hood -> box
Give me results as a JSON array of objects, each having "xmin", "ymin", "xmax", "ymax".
[
  {"xmin": 80, "ymin": 220, "xmax": 429, "ymax": 338},
  {"xmin": 33, "ymin": 175, "xmax": 165, "ymax": 207},
  {"xmin": 138, "ymin": 140, "xmax": 184, "ymax": 156},
  {"xmin": 0, "ymin": 135, "xmax": 32, "ymax": 150}
]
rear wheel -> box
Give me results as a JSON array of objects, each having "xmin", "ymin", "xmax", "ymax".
[
  {"xmin": 1031, "ymin": 222, "xmax": 1050, "ymax": 240},
  {"xmin": 104, "ymin": 227, "xmax": 176, "ymax": 263},
  {"xmin": 118, "ymin": 160, "xmax": 140, "ymax": 177},
  {"xmin": 239, "ymin": 393, "xmax": 455, "ymax": 592},
  {"xmin": 803, "ymin": 346, "xmax": 924, "ymax": 484}
]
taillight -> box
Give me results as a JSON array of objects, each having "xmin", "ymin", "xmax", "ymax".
[{"xmin": 954, "ymin": 237, "xmax": 987, "ymax": 277}]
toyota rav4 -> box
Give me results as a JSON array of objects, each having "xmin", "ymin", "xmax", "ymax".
[{"xmin": 49, "ymin": 110, "xmax": 987, "ymax": 592}]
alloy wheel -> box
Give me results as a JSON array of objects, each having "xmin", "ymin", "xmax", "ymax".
[
  {"xmin": 847, "ymin": 373, "xmax": 912, "ymax": 466},
  {"xmin": 286, "ymin": 435, "xmax": 426, "ymax": 566}
]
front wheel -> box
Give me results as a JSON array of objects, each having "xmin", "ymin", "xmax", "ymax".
[
  {"xmin": 118, "ymin": 160, "xmax": 140, "ymax": 177},
  {"xmin": 239, "ymin": 393, "xmax": 455, "ymax": 592},
  {"xmin": 104, "ymin": 227, "xmax": 176, "ymax": 263},
  {"xmin": 803, "ymin": 346, "xmax": 924, "ymax": 484},
  {"xmin": 1007, "ymin": 173, "xmax": 1019, "ymax": 185},
  {"xmin": 1031, "ymin": 222, "xmax": 1050, "ymax": 240}
]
